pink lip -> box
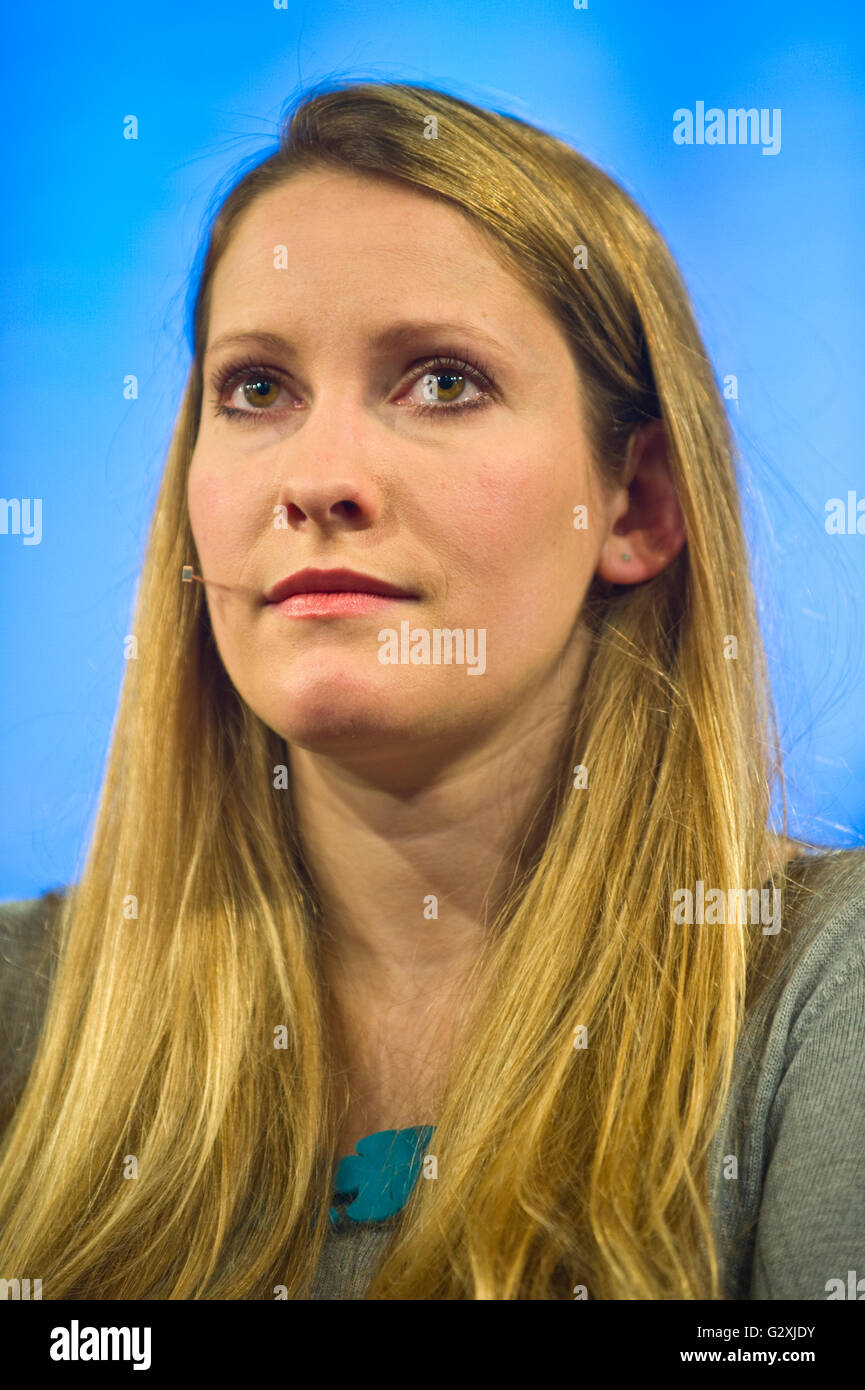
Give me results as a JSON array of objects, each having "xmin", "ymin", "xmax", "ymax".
[
  {"xmin": 273, "ymin": 591, "xmax": 414, "ymax": 618},
  {"xmin": 264, "ymin": 566, "xmax": 418, "ymax": 618},
  {"xmin": 265, "ymin": 566, "xmax": 415, "ymax": 602}
]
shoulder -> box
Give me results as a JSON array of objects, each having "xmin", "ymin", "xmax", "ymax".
[
  {"xmin": 711, "ymin": 845, "xmax": 865, "ymax": 1299},
  {"xmin": 770, "ymin": 844, "xmax": 865, "ymax": 1020},
  {"xmin": 744, "ymin": 844, "xmax": 865, "ymax": 1133},
  {"xmin": 0, "ymin": 889, "xmax": 67, "ymax": 1109},
  {"xmin": 756, "ymin": 844, "xmax": 865, "ymax": 1124},
  {"xmin": 743, "ymin": 843, "xmax": 865, "ymax": 1106}
]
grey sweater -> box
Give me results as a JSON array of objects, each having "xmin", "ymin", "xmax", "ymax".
[{"xmin": 2, "ymin": 846, "xmax": 865, "ymax": 1300}]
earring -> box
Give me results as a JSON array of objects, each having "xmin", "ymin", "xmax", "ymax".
[{"xmin": 621, "ymin": 553, "xmax": 631, "ymax": 562}]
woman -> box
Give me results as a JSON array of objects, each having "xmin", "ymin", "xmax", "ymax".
[{"xmin": 1, "ymin": 80, "xmax": 863, "ymax": 1301}]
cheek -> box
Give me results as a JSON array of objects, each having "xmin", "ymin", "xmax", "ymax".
[
  {"xmin": 438, "ymin": 445, "xmax": 599, "ymax": 669},
  {"xmin": 187, "ymin": 459, "xmax": 256, "ymax": 569},
  {"xmin": 451, "ymin": 450, "xmax": 593, "ymax": 591}
]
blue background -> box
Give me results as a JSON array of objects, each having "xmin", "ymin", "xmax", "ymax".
[{"xmin": 2, "ymin": 0, "xmax": 863, "ymax": 897}]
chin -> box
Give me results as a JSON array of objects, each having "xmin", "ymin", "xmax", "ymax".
[
  {"xmin": 284, "ymin": 709, "xmax": 397, "ymax": 750},
  {"xmin": 263, "ymin": 672, "xmax": 421, "ymax": 749}
]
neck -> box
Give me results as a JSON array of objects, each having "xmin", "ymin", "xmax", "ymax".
[{"xmin": 289, "ymin": 701, "xmax": 575, "ymax": 1008}]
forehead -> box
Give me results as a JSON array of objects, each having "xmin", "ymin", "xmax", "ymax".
[
  {"xmin": 205, "ymin": 168, "xmax": 558, "ymax": 348},
  {"xmin": 219, "ymin": 167, "xmax": 510, "ymax": 277}
]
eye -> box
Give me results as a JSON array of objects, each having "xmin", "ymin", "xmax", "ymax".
[
  {"xmin": 233, "ymin": 375, "xmax": 281, "ymax": 410},
  {"xmin": 209, "ymin": 358, "xmax": 290, "ymax": 422},
  {"xmin": 207, "ymin": 350, "xmax": 496, "ymax": 424},
  {"xmin": 402, "ymin": 355, "xmax": 494, "ymax": 416},
  {"xmin": 425, "ymin": 370, "xmax": 464, "ymax": 402}
]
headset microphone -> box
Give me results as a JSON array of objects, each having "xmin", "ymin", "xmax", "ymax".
[{"xmin": 181, "ymin": 566, "xmax": 259, "ymax": 598}]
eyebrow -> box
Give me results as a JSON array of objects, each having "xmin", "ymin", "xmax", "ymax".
[{"xmin": 204, "ymin": 320, "xmax": 515, "ymax": 362}]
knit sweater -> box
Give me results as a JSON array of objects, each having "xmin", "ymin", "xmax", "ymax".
[{"xmin": 2, "ymin": 846, "xmax": 864, "ymax": 1300}]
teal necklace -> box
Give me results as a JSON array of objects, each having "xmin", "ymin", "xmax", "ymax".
[{"xmin": 329, "ymin": 1125, "xmax": 436, "ymax": 1225}]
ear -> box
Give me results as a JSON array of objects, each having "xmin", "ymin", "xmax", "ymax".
[{"xmin": 596, "ymin": 419, "xmax": 686, "ymax": 584}]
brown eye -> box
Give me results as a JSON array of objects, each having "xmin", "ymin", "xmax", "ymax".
[
  {"xmin": 240, "ymin": 377, "xmax": 281, "ymax": 409},
  {"xmin": 421, "ymin": 370, "xmax": 466, "ymax": 404}
]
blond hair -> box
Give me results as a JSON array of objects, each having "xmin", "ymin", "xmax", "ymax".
[{"xmin": 0, "ymin": 80, "xmax": 789, "ymax": 1298}]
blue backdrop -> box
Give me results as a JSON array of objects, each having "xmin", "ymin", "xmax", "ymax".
[{"xmin": 2, "ymin": 0, "xmax": 863, "ymax": 897}]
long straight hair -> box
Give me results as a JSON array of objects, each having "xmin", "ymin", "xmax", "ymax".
[{"xmin": 0, "ymin": 81, "xmax": 789, "ymax": 1298}]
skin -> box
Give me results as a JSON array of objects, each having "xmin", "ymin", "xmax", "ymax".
[{"xmin": 187, "ymin": 169, "xmax": 686, "ymax": 1150}]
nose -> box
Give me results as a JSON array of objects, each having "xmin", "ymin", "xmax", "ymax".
[
  {"xmin": 273, "ymin": 406, "xmax": 385, "ymax": 532},
  {"xmin": 278, "ymin": 483, "xmax": 372, "ymax": 529}
]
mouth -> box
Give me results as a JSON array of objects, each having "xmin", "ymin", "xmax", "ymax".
[{"xmin": 264, "ymin": 567, "xmax": 418, "ymax": 619}]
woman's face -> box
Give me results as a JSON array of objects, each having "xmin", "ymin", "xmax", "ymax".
[{"xmin": 188, "ymin": 169, "xmax": 617, "ymax": 770}]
